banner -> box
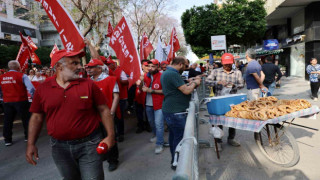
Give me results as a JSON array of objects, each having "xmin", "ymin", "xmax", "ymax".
[
  {"xmin": 106, "ymin": 22, "xmax": 113, "ymax": 38},
  {"xmin": 50, "ymin": 44, "xmax": 59, "ymax": 58},
  {"xmin": 263, "ymin": 39, "xmax": 279, "ymax": 50},
  {"xmin": 211, "ymin": 35, "xmax": 226, "ymax": 50},
  {"xmin": 139, "ymin": 32, "xmax": 153, "ymax": 60},
  {"xmin": 16, "ymin": 44, "xmax": 29, "ymax": 72},
  {"xmin": 109, "ymin": 17, "xmax": 141, "ymax": 88},
  {"xmin": 26, "ymin": 36, "xmax": 38, "ymax": 52},
  {"xmin": 35, "ymin": 0, "xmax": 84, "ymax": 51},
  {"xmin": 155, "ymin": 36, "xmax": 165, "ymax": 62},
  {"xmin": 166, "ymin": 27, "xmax": 180, "ymax": 63}
]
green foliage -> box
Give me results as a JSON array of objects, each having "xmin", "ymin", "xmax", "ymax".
[{"xmin": 181, "ymin": 0, "xmax": 266, "ymax": 57}]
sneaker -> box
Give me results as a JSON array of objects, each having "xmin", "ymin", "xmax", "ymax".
[
  {"xmin": 214, "ymin": 142, "xmax": 222, "ymax": 152},
  {"xmin": 228, "ymin": 139, "xmax": 241, "ymax": 147},
  {"xmin": 5, "ymin": 141, "xmax": 12, "ymax": 146},
  {"xmin": 171, "ymin": 165, "xmax": 177, "ymax": 171},
  {"xmin": 314, "ymin": 98, "xmax": 318, "ymax": 102},
  {"xmin": 149, "ymin": 136, "xmax": 156, "ymax": 143},
  {"xmin": 155, "ymin": 145, "xmax": 163, "ymax": 154},
  {"xmin": 163, "ymin": 142, "xmax": 170, "ymax": 147},
  {"xmin": 108, "ymin": 162, "xmax": 118, "ymax": 172}
]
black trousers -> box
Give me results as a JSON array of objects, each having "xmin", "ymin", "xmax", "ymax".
[
  {"xmin": 215, "ymin": 125, "xmax": 236, "ymax": 143},
  {"xmin": 310, "ymin": 82, "xmax": 320, "ymax": 98},
  {"xmin": 135, "ymin": 102, "xmax": 149, "ymax": 129},
  {"xmin": 99, "ymin": 122, "xmax": 119, "ymax": 164},
  {"xmin": 3, "ymin": 101, "xmax": 30, "ymax": 142}
]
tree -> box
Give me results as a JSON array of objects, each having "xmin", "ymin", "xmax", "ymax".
[{"xmin": 181, "ymin": 0, "xmax": 266, "ymax": 58}]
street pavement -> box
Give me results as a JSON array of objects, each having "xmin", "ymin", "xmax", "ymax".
[
  {"xmin": 0, "ymin": 110, "xmax": 174, "ymax": 180},
  {"xmin": 198, "ymin": 77, "xmax": 320, "ymax": 180}
]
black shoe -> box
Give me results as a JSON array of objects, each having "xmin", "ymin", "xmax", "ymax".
[
  {"xmin": 171, "ymin": 165, "xmax": 176, "ymax": 171},
  {"xmin": 108, "ymin": 162, "xmax": 118, "ymax": 172},
  {"xmin": 118, "ymin": 135, "xmax": 124, "ymax": 142},
  {"xmin": 136, "ymin": 128, "xmax": 144, "ymax": 134},
  {"xmin": 145, "ymin": 126, "xmax": 152, "ymax": 132}
]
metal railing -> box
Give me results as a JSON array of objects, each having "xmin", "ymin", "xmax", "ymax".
[{"xmin": 172, "ymin": 78, "xmax": 209, "ymax": 180}]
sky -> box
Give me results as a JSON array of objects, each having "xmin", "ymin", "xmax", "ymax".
[{"xmin": 171, "ymin": 0, "xmax": 213, "ymax": 62}]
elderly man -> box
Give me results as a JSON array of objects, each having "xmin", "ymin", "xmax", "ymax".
[
  {"xmin": 86, "ymin": 58, "xmax": 120, "ymax": 171},
  {"xmin": 161, "ymin": 56, "xmax": 201, "ymax": 170},
  {"xmin": 26, "ymin": 49, "xmax": 115, "ymax": 180},
  {"xmin": 245, "ymin": 48, "xmax": 267, "ymax": 100},
  {"xmin": 0, "ymin": 60, "xmax": 35, "ymax": 146},
  {"xmin": 206, "ymin": 53, "xmax": 244, "ymax": 151}
]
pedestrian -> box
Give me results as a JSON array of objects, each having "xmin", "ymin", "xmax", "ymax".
[
  {"xmin": 306, "ymin": 58, "xmax": 320, "ymax": 101},
  {"xmin": 107, "ymin": 60, "xmax": 129, "ymax": 142},
  {"xmin": 261, "ymin": 56, "xmax": 282, "ymax": 96},
  {"xmin": 0, "ymin": 60, "xmax": 35, "ymax": 146},
  {"xmin": 161, "ymin": 56, "xmax": 201, "ymax": 170},
  {"xmin": 160, "ymin": 61, "xmax": 169, "ymax": 72},
  {"xmin": 182, "ymin": 59, "xmax": 202, "ymax": 82},
  {"xmin": 86, "ymin": 58, "xmax": 120, "ymax": 171},
  {"xmin": 28, "ymin": 69, "xmax": 35, "ymax": 81},
  {"xmin": 245, "ymin": 48, "xmax": 267, "ymax": 100},
  {"xmin": 26, "ymin": 49, "xmax": 115, "ymax": 180},
  {"xmin": 142, "ymin": 59, "xmax": 166, "ymax": 154},
  {"xmin": 206, "ymin": 53, "xmax": 244, "ymax": 151}
]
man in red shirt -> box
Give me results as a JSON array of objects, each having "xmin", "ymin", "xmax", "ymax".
[
  {"xmin": 0, "ymin": 60, "xmax": 35, "ymax": 146},
  {"xmin": 86, "ymin": 58, "xmax": 120, "ymax": 171},
  {"xmin": 106, "ymin": 60, "xmax": 129, "ymax": 142},
  {"xmin": 142, "ymin": 59, "xmax": 166, "ymax": 154},
  {"xmin": 26, "ymin": 49, "xmax": 115, "ymax": 180}
]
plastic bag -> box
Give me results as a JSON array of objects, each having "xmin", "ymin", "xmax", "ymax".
[{"xmin": 209, "ymin": 127, "xmax": 224, "ymax": 138}]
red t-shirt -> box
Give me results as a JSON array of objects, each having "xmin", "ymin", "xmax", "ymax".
[{"xmin": 29, "ymin": 78, "xmax": 107, "ymax": 140}]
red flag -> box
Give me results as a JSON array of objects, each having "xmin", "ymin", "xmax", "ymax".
[
  {"xmin": 166, "ymin": 27, "xmax": 180, "ymax": 63},
  {"xmin": 35, "ymin": 0, "xmax": 84, "ymax": 51},
  {"xmin": 16, "ymin": 44, "xmax": 29, "ymax": 72},
  {"xmin": 139, "ymin": 32, "xmax": 153, "ymax": 60},
  {"xmin": 106, "ymin": 22, "xmax": 113, "ymax": 38},
  {"xmin": 19, "ymin": 32, "xmax": 41, "ymax": 65},
  {"xmin": 50, "ymin": 44, "xmax": 59, "ymax": 58},
  {"xmin": 109, "ymin": 17, "xmax": 141, "ymax": 88}
]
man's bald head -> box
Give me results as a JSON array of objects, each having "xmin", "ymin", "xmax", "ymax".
[{"xmin": 8, "ymin": 60, "xmax": 21, "ymax": 71}]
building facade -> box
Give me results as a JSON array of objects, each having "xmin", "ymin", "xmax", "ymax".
[
  {"xmin": 265, "ymin": 0, "xmax": 320, "ymax": 79},
  {"xmin": 0, "ymin": 0, "xmax": 39, "ymax": 45}
]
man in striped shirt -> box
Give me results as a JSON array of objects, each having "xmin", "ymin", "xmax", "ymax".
[{"xmin": 206, "ymin": 53, "xmax": 244, "ymax": 151}]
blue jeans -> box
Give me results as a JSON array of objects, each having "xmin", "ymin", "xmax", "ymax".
[
  {"xmin": 50, "ymin": 129, "xmax": 104, "ymax": 180},
  {"xmin": 145, "ymin": 106, "xmax": 164, "ymax": 145},
  {"xmin": 163, "ymin": 112, "xmax": 187, "ymax": 163},
  {"xmin": 262, "ymin": 81, "xmax": 276, "ymax": 96}
]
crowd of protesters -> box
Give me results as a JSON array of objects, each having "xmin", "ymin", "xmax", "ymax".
[{"xmin": 0, "ymin": 42, "xmax": 288, "ymax": 179}]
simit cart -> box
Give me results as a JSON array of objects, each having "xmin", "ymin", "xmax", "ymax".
[{"xmin": 205, "ymin": 94, "xmax": 320, "ymax": 167}]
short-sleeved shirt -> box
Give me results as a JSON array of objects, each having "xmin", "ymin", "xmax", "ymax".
[
  {"xmin": 161, "ymin": 66, "xmax": 191, "ymax": 113},
  {"xmin": 29, "ymin": 78, "xmax": 107, "ymax": 140},
  {"xmin": 245, "ymin": 60, "xmax": 261, "ymax": 89}
]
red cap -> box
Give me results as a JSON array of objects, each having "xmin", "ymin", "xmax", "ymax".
[
  {"xmin": 51, "ymin": 49, "xmax": 85, "ymax": 68},
  {"xmin": 100, "ymin": 56, "xmax": 107, "ymax": 63},
  {"xmin": 106, "ymin": 59, "xmax": 116, "ymax": 65},
  {"xmin": 143, "ymin": 62, "xmax": 149, "ymax": 66},
  {"xmin": 160, "ymin": 61, "xmax": 169, "ymax": 65},
  {"xmin": 148, "ymin": 59, "xmax": 159, "ymax": 65},
  {"xmin": 221, "ymin": 53, "xmax": 234, "ymax": 65},
  {"xmin": 86, "ymin": 59, "xmax": 104, "ymax": 67}
]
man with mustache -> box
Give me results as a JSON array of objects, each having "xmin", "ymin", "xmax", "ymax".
[{"xmin": 26, "ymin": 49, "xmax": 115, "ymax": 180}]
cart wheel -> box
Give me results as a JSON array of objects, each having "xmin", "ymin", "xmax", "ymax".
[{"xmin": 254, "ymin": 124, "xmax": 300, "ymax": 167}]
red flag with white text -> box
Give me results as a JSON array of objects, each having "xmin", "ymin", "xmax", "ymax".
[
  {"xmin": 106, "ymin": 22, "xmax": 114, "ymax": 38},
  {"xmin": 35, "ymin": 0, "xmax": 84, "ymax": 51},
  {"xmin": 26, "ymin": 36, "xmax": 38, "ymax": 52},
  {"xmin": 166, "ymin": 27, "xmax": 180, "ymax": 63},
  {"xmin": 109, "ymin": 17, "xmax": 141, "ymax": 88},
  {"xmin": 16, "ymin": 44, "xmax": 29, "ymax": 72},
  {"xmin": 50, "ymin": 44, "xmax": 60, "ymax": 58},
  {"xmin": 19, "ymin": 32, "xmax": 41, "ymax": 65},
  {"xmin": 139, "ymin": 32, "xmax": 153, "ymax": 60}
]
